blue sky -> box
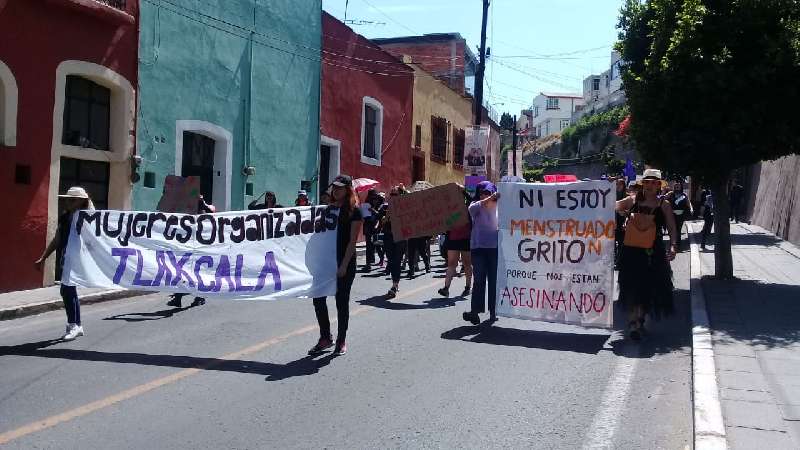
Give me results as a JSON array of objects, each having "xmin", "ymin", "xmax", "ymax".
[{"xmin": 322, "ymin": 0, "xmax": 623, "ymax": 117}]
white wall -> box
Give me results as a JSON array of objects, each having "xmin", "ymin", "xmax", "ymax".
[{"xmin": 531, "ymin": 94, "xmax": 584, "ymax": 137}]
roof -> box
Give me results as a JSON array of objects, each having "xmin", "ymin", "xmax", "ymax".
[
  {"xmin": 540, "ymin": 92, "xmax": 583, "ymax": 99},
  {"xmin": 372, "ymin": 33, "xmax": 466, "ymax": 45}
]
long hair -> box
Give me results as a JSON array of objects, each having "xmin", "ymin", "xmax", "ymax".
[{"xmin": 338, "ymin": 185, "xmax": 358, "ymax": 214}]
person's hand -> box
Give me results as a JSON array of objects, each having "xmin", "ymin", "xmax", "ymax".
[
  {"xmin": 490, "ymin": 192, "xmax": 500, "ymax": 201},
  {"xmin": 666, "ymin": 245, "xmax": 677, "ymax": 261},
  {"xmin": 34, "ymin": 258, "xmax": 45, "ymax": 271},
  {"xmin": 337, "ymin": 265, "xmax": 347, "ymax": 278}
]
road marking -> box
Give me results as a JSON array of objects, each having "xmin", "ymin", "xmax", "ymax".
[
  {"xmin": 0, "ymin": 279, "xmax": 441, "ymax": 445},
  {"xmin": 581, "ymin": 343, "xmax": 640, "ymax": 450}
]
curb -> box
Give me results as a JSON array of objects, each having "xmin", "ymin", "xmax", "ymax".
[
  {"xmin": 0, "ymin": 289, "xmax": 147, "ymax": 322},
  {"xmin": 687, "ymin": 222, "xmax": 728, "ymax": 450}
]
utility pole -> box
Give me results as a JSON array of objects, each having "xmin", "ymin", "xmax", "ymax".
[
  {"xmin": 473, "ymin": 0, "xmax": 489, "ymax": 127},
  {"xmin": 512, "ymin": 115, "xmax": 518, "ymax": 177}
]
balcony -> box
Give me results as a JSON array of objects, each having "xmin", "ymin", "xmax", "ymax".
[{"xmin": 47, "ymin": 0, "xmax": 134, "ymax": 25}]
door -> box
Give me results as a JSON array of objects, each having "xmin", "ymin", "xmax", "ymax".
[
  {"xmin": 412, "ymin": 155, "xmax": 425, "ymax": 182},
  {"xmin": 182, "ymin": 131, "xmax": 215, "ymax": 202},
  {"xmin": 319, "ymin": 144, "xmax": 332, "ymax": 193}
]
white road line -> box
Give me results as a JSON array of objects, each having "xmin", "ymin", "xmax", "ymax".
[{"xmin": 581, "ymin": 344, "xmax": 640, "ymax": 450}]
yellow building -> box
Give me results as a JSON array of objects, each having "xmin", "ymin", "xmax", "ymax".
[{"xmin": 406, "ymin": 60, "xmax": 474, "ymax": 186}]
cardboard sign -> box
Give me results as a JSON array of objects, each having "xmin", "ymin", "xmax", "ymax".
[
  {"xmin": 157, "ymin": 175, "xmax": 201, "ymax": 213},
  {"xmin": 388, "ymin": 183, "xmax": 469, "ymax": 241},
  {"xmin": 495, "ymin": 181, "xmax": 616, "ymax": 328}
]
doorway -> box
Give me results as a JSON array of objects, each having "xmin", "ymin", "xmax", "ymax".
[
  {"xmin": 319, "ymin": 144, "xmax": 332, "ymax": 193},
  {"xmin": 181, "ymin": 131, "xmax": 215, "ymax": 202},
  {"xmin": 412, "ymin": 155, "xmax": 426, "ymax": 182}
]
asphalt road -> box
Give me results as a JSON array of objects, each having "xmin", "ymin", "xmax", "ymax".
[{"xmin": 0, "ymin": 250, "xmax": 692, "ymax": 449}]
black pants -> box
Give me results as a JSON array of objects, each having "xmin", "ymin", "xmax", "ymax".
[
  {"xmin": 385, "ymin": 238, "xmax": 405, "ymax": 283},
  {"xmin": 60, "ymin": 285, "xmax": 81, "ymax": 325},
  {"xmin": 364, "ymin": 219, "xmax": 376, "ymax": 266},
  {"xmin": 313, "ymin": 264, "xmax": 355, "ymax": 343},
  {"xmin": 674, "ymin": 215, "xmax": 685, "ymax": 247},
  {"xmin": 406, "ymin": 237, "xmax": 431, "ymax": 274},
  {"xmin": 701, "ymin": 215, "xmax": 714, "ymax": 246}
]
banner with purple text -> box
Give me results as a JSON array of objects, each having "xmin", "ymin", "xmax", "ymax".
[
  {"xmin": 61, "ymin": 206, "xmax": 339, "ymax": 300},
  {"xmin": 496, "ymin": 181, "xmax": 616, "ymax": 328}
]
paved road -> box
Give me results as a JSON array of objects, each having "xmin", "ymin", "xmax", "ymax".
[{"xmin": 0, "ymin": 251, "xmax": 692, "ymax": 449}]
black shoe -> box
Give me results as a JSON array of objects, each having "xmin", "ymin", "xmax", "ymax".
[
  {"xmin": 438, "ymin": 287, "xmax": 450, "ymax": 297},
  {"xmin": 360, "ymin": 266, "xmax": 371, "ymax": 273},
  {"xmin": 385, "ymin": 286, "xmax": 398, "ymax": 299},
  {"xmin": 462, "ymin": 311, "xmax": 480, "ymax": 325},
  {"xmin": 461, "ymin": 286, "xmax": 471, "ymax": 297},
  {"xmin": 407, "ymin": 272, "xmax": 415, "ymax": 280},
  {"xmin": 191, "ymin": 297, "xmax": 206, "ymax": 306},
  {"xmin": 167, "ymin": 295, "xmax": 181, "ymax": 308}
]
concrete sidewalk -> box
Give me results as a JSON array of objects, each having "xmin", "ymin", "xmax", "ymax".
[
  {"xmin": 0, "ymin": 285, "xmax": 142, "ymax": 321},
  {"xmin": 696, "ymin": 222, "xmax": 800, "ymax": 449}
]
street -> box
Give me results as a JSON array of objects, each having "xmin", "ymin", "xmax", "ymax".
[{"xmin": 0, "ymin": 250, "xmax": 691, "ymax": 449}]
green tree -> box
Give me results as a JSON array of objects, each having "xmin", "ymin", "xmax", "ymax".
[
  {"xmin": 500, "ymin": 112, "xmax": 514, "ymax": 130},
  {"xmin": 617, "ymin": 0, "xmax": 800, "ymax": 278}
]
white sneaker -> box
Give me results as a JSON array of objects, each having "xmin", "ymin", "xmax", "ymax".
[{"xmin": 62, "ymin": 324, "xmax": 84, "ymax": 341}]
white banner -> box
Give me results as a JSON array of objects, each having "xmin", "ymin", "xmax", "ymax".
[
  {"xmin": 465, "ymin": 126, "xmax": 489, "ymax": 176},
  {"xmin": 62, "ymin": 206, "xmax": 339, "ymax": 299},
  {"xmin": 496, "ymin": 181, "xmax": 616, "ymax": 328}
]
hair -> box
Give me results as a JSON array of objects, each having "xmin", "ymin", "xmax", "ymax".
[{"xmin": 336, "ymin": 185, "xmax": 358, "ymax": 213}]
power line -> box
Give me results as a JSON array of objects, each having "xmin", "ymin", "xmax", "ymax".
[
  {"xmin": 357, "ymin": 0, "xmax": 420, "ymax": 35},
  {"xmin": 493, "ymin": 59, "xmax": 579, "ymax": 92}
]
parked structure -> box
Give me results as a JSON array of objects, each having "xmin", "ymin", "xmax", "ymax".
[
  {"xmin": 530, "ymin": 93, "xmax": 584, "ymax": 138},
  {"xmin": 133, "ymin": 0, "xmax": 322, "ymax": 211},
  {"xmin": 0, "ymin": 0, "xmax": 139, "ymax": 292},
  {"xmin": 320, "ymin": 13, "xmax": 414, "ymax": 195}
]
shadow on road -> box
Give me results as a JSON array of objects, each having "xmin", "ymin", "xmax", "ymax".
[
  {"xmin": 440, "ymin": 325, "xmax": 610, "ymax": 354},
  {"xmin": 0, "ymin": 341, "xmax": 337, "ymax": 381},
  {"xmin": 103, "ymin": 303, "xmax": 202, "ymax": 322},
  {"xmin": 358, "ymin": 294, "xmax": 466, "ymax": 310}
]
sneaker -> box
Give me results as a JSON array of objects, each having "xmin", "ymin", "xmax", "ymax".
[
  {"xmin": 62, "ymin": 324, "xmax": 84, "ymax": 341},
  {"xmin": 167, "ymin": 295, "xmax": 182, "ymax": 308},
  {"xmin": 461, "ymin": 286, "xmax": 471, "ymax": 297},
  {"xmin": 438, "ymin": 287, "xmax": 450, "ymax": 297},
  {"xmin": 308, "ymin": 336, "xmax": 334, "ymax": 355},
  {"xmin": 385, "ymin": 286, "xmax": 398, "ymax": 299},
  {"xmin": 333, "ymin": 342, "xmax": 347, "ymax": 356}
]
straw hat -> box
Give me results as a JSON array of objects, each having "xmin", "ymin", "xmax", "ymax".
[
  {"xmin": 58, "ymin": 187, "xmax": 90, "ymax": 199},
  {"xmin": 642, "ymin": 169, "xmax": 662, "ymax": 180}
]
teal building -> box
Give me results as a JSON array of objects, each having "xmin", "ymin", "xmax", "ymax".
[{"xmin": 134, "ymin": 0, "xmax": 322, "ymax": 211}]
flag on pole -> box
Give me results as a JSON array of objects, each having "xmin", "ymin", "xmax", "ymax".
[{"xmin": 623, "ymin": 158, "xmax": 636, "ymax": 183}]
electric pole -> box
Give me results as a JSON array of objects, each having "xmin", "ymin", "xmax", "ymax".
[
  {"xmin": 473, "ymin": 0, "xmax": 489, "ymax": 127},
  {"xmin": 512, "ymin": 115, "xmax": 518, "ymax": 177}
]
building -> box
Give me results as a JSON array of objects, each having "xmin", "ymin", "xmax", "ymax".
[
  {"xmin": 320, "ymin": 13, "xmax": 414, "ymax": 195},
  {"xmin": 481, "ymin": 107, "xmax": 502, "ymax": 182},
  {"xmin": 574, "ymin": 51, "xmax": 626, "ymax": 121},
  {"xmin": 406, "ymin": 60, "xmax": 473, "ymax": 186},
  {"xmin": 133, "ymin": 0, "xmax": 322, "ymax": 211},
  {"xmin": 373, "ymin": 33, "xmax": 478, "ymax": 96},
  {"xmin": 531, "ymin": 92, "xmax": 584, "ymax": 138},
  {"xmin": 0, "ymin": 0, "xmax": 139, "ymax": 292}
]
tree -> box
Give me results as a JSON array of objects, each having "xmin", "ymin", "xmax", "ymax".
[
  {"xmin": 500, "ymin": 112, "xmax": 514, "ymax": 130},
  {"xmin": 617, "ymin": 0, "xmax": 800, "ymax": 278}
]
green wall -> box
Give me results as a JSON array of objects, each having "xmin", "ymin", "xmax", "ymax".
[{"xmin": 134, "ymin": 0, "xmax": 321, "ymax": 210}]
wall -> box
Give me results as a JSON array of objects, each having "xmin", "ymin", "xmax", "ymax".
[
  {"xmin": 320, "ymin": 13, "xmax": 413, "ymax": 192},
  {"xmin": 409, "ymin": 64, "xmax": 472, "ymax": 186},
  {"xmin": 0, "ymin": 0, "xmax": 138, "ymax": 292},
  {"xmin": 377, "ymin": 38, "xmax": 468, "ymax": 95},
  {"xmin": 134, "ymin": 0, "xmax": 321, "ymax": 211},
  {"xmin": 531, "ymin": 94, "xmax": 584, "ymax": 137},
  {"xmin": 746, "ymin": 155, "xmax": 800, "ymax": 247}
]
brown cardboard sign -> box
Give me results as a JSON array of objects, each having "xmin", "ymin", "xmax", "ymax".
[
  {"xmin": 157, "ymin": 175, "xmax": 201, "ymax": 213},
  {"xmin": 388, "ymin": 183, "xmax": 470, "ymax": 241}
]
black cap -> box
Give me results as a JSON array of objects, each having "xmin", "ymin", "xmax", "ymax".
[{"xmin": 331, "ymin": 174, "xmax": 352, "ymax": 187}]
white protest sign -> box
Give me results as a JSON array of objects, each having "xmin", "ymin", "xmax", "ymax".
[
  {"xmin": 62, "ymin": 206, "xmax": 339, "ymax": 299},
  {"xmin": 496, "ymin": 181, "xmax": 616, "ymax": 328},
  {"xmin": 465, "ymin": 126, "xmax": 489, "ymax": 176}
]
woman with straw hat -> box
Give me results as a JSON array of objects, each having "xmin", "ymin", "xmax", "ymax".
[
  {"xmin": 34, "ymin": 186, "xmax": 95, "ymax": 341},
  {"xmin": 615, "ymin": 169, "xmax": 678, "ymax": 340}
]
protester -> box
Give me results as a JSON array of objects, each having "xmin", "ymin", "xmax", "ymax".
[
  {"xmin": 167, "ymin": 194, "xmax": 215, "ymax": 308},
  {"xmin": 438, "ymin": 220, "xmax": 472, "ymax": 298},
  {"xmin": 670, "ymin": 181, "xmax": 693, "ymax": 251},
  {"xmin": 381, "ymin": 186, "xmax": 406, "ymax": 299},
  {"xmin": 462, "ymin": 181, "xmax": 499, "ymax": 325},
  {"xmin": 34, "ymin": 187, "xmax": 95, "ymax": 341},
  {"xmin": 729, "ymin": 180, "xmax": 744, "ymax": 223},
  {"xmin": 701, "ymin": 191, "xmax": 715, "ymax": 250},
  {"xmin": 616, "ymin": 169, "xmax": 678, "ymax": 340},
  {"xmin": 406, "ymin": 236, "xmax": 431, "ymax": 278},
  {"xmin": 295, "ymin": 190, "xmax": 311, "ymax": 207},
  {"xmin": 308, "ymin": 175, "xmax": 362, "ymax": 356},
  {"xmin": 360, "ymin": 190, "xmax": 379, "ymax": 272},
  {"xmin": 248, "ymin": 190, "xmax": 282, "ymax": 210},
  {"xmin": 614, "ymin": 178, "xmax": 627, "ymax": 267}
]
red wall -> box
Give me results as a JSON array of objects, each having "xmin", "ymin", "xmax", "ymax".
[
  {"xmin": 378, "ymin": 40, "xmax": 467, "ymax": 95},
  {"xmin": 321, "ymin": 13, "xmax": 414, "ymax": 193},
  {"xmin": 0, "ymin": 0, "xmax": 138, "ymax": 292}
]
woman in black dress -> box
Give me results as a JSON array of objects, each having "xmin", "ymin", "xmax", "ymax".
[{"xmin": 616, "ymin": 169, "xmax": 678, "ymax": 340}]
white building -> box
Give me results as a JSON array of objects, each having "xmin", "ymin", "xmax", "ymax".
[
  {"xmin": 575, "ymin": 51, "xmax": 626, "ymax": 121},
  {"xmin": 530, "ymin": 92, "xmax": 584, "ymax": 138}
]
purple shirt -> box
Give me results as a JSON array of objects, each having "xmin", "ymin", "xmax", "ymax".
[{"xmin": 468, "ymin": 201, "xmax": 498, "ymax": 249}]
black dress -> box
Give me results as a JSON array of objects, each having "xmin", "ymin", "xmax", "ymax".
[{"xmin": 618, "ymin": 200, "xmax": 674, "ymax": 319}]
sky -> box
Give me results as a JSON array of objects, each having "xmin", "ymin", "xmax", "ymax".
[{"xmin": 321, "ymin": 0, "xmax": 623, "ymax": 118}]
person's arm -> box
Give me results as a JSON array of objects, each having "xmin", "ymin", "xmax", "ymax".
[
  {"xmin": 478, "ymin": 192, "xmax": 500, "ymax": 208},
  {"xmin": 338, "ymin": 216, "xmax": 362, "ymax": 277},
  {"xmin": 34, "ymin": 232, "xmax": 59, "ymax": 270},
  {"xmin": 661, "ymin": 201, "xmax": 678, "ymax": 260},
  {"xmin": 616, "ymin": 195, "xmax": 635, "ymax": 212}
]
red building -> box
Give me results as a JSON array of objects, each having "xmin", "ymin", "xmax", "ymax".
[
  {"xmin": 0, "ymin": 0, "xmax": 139, "ymax": 292},
  {"xmin": 320, "ymin": 13, "xmax": 414, "ymax": 194}
]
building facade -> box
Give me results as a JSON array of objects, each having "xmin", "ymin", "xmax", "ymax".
[
  {"xmin": 531, "ymin": 92, "xmax": 584, "ymax": 138},
  {"xmin": 320, "ymin": 13, "xmax": 414, "ymax": 194},
  {"xmin": 133, "ymin": 0, "xmax": 322, "ymax": 211},
  {"xmin": 574, "ymin": 51, "xmax": 626, "ymax": 121},
  {"xmin": 0, "ymin": 0, "xmax": 139, "ymax": 292}
]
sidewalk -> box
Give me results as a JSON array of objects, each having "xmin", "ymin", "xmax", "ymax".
[
  {"xmin": 0, "ymin": 285, "xmax": 141, "ymax": 321},
  {"xmin": 695, "ymin": 222, "xmax": 800, "ymax": 449}
]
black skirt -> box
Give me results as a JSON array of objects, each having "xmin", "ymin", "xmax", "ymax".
[
  {"xmin": 443, "ymin": 238, "xmax": 470, "ymax": 252},
  {"xmin": 618, "ymin": 237, "xmax": 674, "ymax": 319}
]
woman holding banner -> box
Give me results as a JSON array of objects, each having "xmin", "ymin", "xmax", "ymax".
[
  {"xmin": 34, "ymin": 186, "xmax": 95, "ymax": 341},
  {"xmin": 308, "ymin": 175, "xmax": 362, "ymax": 356},
  {"xmin": 462, "ymin": 181, "xmax": 499, "ymax": 325},
  {"xmin": 616, "ymin": 169, "xmax": 678, "ymax": 341}
]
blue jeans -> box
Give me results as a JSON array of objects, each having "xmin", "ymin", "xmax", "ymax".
[
  {"xmin": 60, "ymin": 285, "xmax": 81, "ymax": 325},
  {"xmin": 470, "ymin": 248, "xmax": 498, "ymax": 316}
]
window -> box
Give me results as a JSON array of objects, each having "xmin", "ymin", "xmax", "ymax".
[
  {"xmin": 431, "ymin": 116, "xmax": 448, "ymax": 163},
  {"xmin": 546, "ymin": 98, "xmax": 559, "ymax": 110},
  {"xmin": 533, "ymin": 106, "xmax": 539, "ymax": 118},
  {"xmin": 414, "ymin": 124, "xmax": 422, "ymax": 150},
  {"xmin": 143, "ymin": 171, "xmax": 156, "ymax": 188},
  {"xmin": 453, "ymin": 128, "xmax": 465, "ymax": 168},
  {"xmin": 62, "ymin": 76, "xmax": 110, "ymax": 151},
  {"xmin": 592, "ymin": 78, "xmax": 600, "ymax": 91},
  {"xmin": 361, "ymin": 97, "xmax": 383, "ymax": 165},
  {"xmin": 14, "ymin": 164, "xmax": 31, "ymax": 184},
  {"xmin": 560, "ymin": 119, "xmax": 571, "ymax": 130},
  {"xmin": 537, "ymin": 125, "xmax": 542, "ymax": 137},
  {"xmin": 59, "ymin": 157, "xmax": 110, "ymax": 209}
]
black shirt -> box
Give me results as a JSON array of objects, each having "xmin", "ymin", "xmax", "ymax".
[{"xmin": 337, "ymin": 207, "xmax": 363, "ymax": 265}]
